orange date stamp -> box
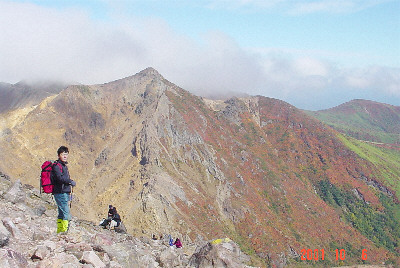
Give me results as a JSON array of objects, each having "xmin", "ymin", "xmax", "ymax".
[{"xmin": 300, "ymin": 249, "xmax": 368, "ymax": 261}]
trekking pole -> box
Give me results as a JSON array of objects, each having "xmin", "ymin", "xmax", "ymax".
[{"xmin": 70, "ymin": 185, "xmax": 73, "ymax": 209}]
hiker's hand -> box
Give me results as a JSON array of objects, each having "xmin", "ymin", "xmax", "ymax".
[{"xmin": 70, "ymin": 180, "xmax": 76, "ymax": 187}]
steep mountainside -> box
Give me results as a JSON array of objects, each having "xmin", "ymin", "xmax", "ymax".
[
  {"xmin": 0, "ymin": 68, "xmax": 399, "ymax": 267},
  {"xmin": 306, "ymin": 99, "xmax": 400, "ymax": 144},
  {"xmin": 0, "ymin": 80, "xmax": 67, "ymax": 114}
]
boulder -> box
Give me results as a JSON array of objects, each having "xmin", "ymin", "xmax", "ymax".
[
  {"xmin": 3, "ymin": 180, "xmax": 26, "ymax": 204},
  {"xmin": 31, "ymin": 245, "xmax": 51, "ymax": 260},
  {"xmin": 0, "ymin": 221, "xmax": 10, "ymax": 247},
  {"xmin": 42, "ymin": 240, "xmax": 57, "ymax": 252},
  {"xmin": 81, "ymin": 251, "xmax": 106, "ymax": 268},
  {"xmin": 0, "ymin": 247, "xmax": 28, "ymax": 268},
  {"xmin": 114, "ymin": 222, "xmax": 127, "ymax": 234},
  {"xmin": 61, "ymin": 264, "xmax": 81, "ymax": 268},
  {"xmin": 32, "ymin": 231, "xmax": 47, "ymax": 241},
  {"xmin": 2, "ymin": 218, "xmax": 20, "ymax": 238},
  {"xmin": 34, "ymin": 205, "xmax": 47, "ymax": 216},
  {"xmin": 102, "ymin": 243, "xmax": 140, "ymax": 267},
  {"xmin": 48, "ymin": 252, "xmax": 81, "ymax": 267},
  {"xmin": 188, "ymin": 238, "xmax": 251, "ymax": 268},
  {"xmin": 92, "ymin": 233, "xmax": 113, "ymax": 246},
  {"xmin": 137, "ymin": 254, "xmax": 159, "ymax": 267},
  {"xmin": 109, "ymin": 260, "xmax": 123, "ymax": 268},
  {"xmin": 157, "ymin": 246, "xmax": 183, "ymax": 267},
  {"xmin": 65, "ymin": 242, "xmax": 93, "ymax": 260}
]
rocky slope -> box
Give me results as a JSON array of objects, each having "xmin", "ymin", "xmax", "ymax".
[
  {"xmin": 0, "ymin": 68, "xmax": 399, "ymax": 267},
  {"xmin": 0, "ymin": 172, "xmax": 254, "ymax": 267}
]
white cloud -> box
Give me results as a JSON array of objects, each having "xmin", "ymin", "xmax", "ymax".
[
  {"xmin": 0, "ymin": 1, "xmax": 398, "ymax": 110},
  {"xmin": 0, "ymin": 1, "xmax": 150, "ymax": 83},
  {"xmin": 343, "ymin": 66, "xmax": 400, "ymax": 95},
  {"xmin": 346, "ymin": 76, "xmax": 371, "ymax": 89},
  {"xmin": 293, "ymin": 57, "xmax": 329, "ymax": 76},
  {"xmin": 204, "ymin": 0, "xmax": 284, "ymax": 10},
  {"xmin": 289, "ymin": 0, "xmax": 395, "ymax": 14},
  {"xmin": 203, "ymin": 0, "xmax": 395, "ymax": 14}
]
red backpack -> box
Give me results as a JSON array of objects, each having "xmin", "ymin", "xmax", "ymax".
[{"xmin": 40, "ymin": 161, "xmax": 62, "ymax": 194}]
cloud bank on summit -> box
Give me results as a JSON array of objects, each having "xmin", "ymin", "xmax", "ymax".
[{"xmin": 0, "ymin": 0, "xmax": 399, "ymax": 110}]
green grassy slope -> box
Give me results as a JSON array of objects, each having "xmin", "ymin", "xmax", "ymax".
[
  {"xmin": 335, "ymin": 134, "xmax": 400, "ymax": 258},
  {"xmin": 337, "ymin": 133, "xmax": 400, "ymax": 200},
  {"xmin": 306, "ymin": 100, "xmax": 400, "ymax": 144}
]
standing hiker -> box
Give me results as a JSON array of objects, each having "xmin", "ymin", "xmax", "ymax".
[{"xmin": 52, "ymin": 146, "xmax": 76, "ymax": 233}]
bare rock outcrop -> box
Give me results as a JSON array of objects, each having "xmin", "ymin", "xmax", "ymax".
[
  {"xmin": 3, "ymin": 179, "xmax": 26, "ymax": 204},
  {"xmin": 0, "ymin": 174, "xmax": 254, "ymax": 267},
  {"xmin": 189, "ymin": 238, "xmax": 251, "ymax": 268},
  {"xmin": 0, "ymin": 221, "xmax": 10, "ymax": 247}
]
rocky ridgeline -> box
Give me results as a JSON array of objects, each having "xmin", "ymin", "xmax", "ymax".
[{"xmin": 0, "ymin": 173, "xmax": 254, "ymax": 268}]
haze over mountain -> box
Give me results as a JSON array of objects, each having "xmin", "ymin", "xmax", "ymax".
[
  {"xmin": 0, "ymin": 80, "xmax": 67, "ymax": 114},
  {"xmin": 0, "ymin": 68, "xmax": 399, "ymax": 267}
]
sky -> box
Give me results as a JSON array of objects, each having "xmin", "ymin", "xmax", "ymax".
[{"xmin": 0, "ymin": 0, "xmax": 399, "ymax": 110}]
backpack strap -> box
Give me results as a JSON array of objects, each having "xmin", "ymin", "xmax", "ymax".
[
  {"xmin": 55, "ymin": 162, "xmax": 63, "ymax": 173},
  {"xmin": 49, "ymin": 161, "xmax": 63, "ymax": 185},
  {"xmin": 41, "ymin": 162, "xmax": 54, "ymax": 172},
  {"xmin": 50, "ymin": 161, "xmax": 63, "ymax": 174}
]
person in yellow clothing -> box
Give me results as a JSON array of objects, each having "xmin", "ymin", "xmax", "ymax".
[{"xmin": 51, "ymin": 146, "xmax": 76, "ymax": 233}]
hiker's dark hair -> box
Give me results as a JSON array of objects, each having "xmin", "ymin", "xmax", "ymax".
[{"xmin": 57, "ymin": 146, "xmax": 69, "ymax": 155}]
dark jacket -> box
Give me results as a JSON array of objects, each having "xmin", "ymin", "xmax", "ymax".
[
  {"xmin": 51, "ymin": 160, "xmax": 73, "ymax": 194},
  {"xmin": 108, "ymin": 208, "xmax": 113, "ymax": 218},
  {"xmin": 112, "ymin": 213, "xmax": 121, "ymax": 223}
]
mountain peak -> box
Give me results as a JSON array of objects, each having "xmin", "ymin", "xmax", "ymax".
[
  {"xmin": 137, "ymin": 67, "xmax": 164, "ymax": 80},
  {"xmin": 309, "ymin": 98, "xmax": 400, "ymax": 144},
  {"xmin": 102, "ymin": 67, "xmax": 165, "ymax": 88},
  {"xmin": 328, "ymin": 99, "xmax": 398, "ymax": 112}
]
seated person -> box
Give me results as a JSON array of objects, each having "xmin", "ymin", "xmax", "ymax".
[
  {"xmin": 174, "ymin": 238, "xmax": 183, "ymax": 248},
  {"xmin": 108, "ymin": 205, "xmax": 114, "ymax": 218},
  {"xmin": 100, "ymin": 205, "xmax": 121, "ymax": 229},
  {"xmin": 109, "ymin": 207, "xmax": 121, "ymax": 229}
]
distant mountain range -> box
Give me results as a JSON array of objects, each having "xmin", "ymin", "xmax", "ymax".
[
  {"xmin": 0, "ymin": 80, "xmax": 67, "ymax": 114},
  {"xmin": 307, "ymin": 99, "xmax": 400, "ymax": 145},
  {"xmin": 0, "ymin": 68, "xmax": 399, "ymax": 267}
]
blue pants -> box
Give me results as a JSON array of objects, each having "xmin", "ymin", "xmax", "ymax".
[{"xmin": 54, "ymin": 193, "xmax": 71, "ymax": 220}]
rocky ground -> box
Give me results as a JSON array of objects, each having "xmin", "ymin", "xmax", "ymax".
[{"xmin": 0, "ymin": 172, "xmax": 253, "ymax": 268}]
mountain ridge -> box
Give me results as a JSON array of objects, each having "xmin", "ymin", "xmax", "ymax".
[
  {"xmin": 0, "ymin": 80, "xmax": 68, "ymax": 114},
  {"xmin": 0, "ymin": 68, "xmax": 399, "ymax": 266},
  {"xmin": 307, "ymin": 99, "xmax": 400, "ymax": 145}
]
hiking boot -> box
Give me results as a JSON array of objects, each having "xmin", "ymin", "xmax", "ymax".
[
  {"xmin": 57, "ymin": 219, "xmax": 63, "ymax": 233},
  {"xmin": 61, "ymin": 219, "xmax": 69, "ymax": 233},
  {"xmin": 57, "ymin": 219, "xmax": 69, "ymax": 234}
]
